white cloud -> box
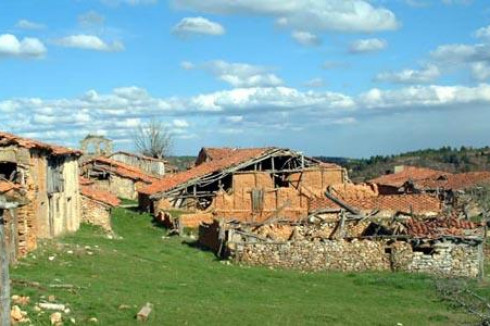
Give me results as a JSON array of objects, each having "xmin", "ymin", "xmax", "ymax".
[
  {"xmin": 172, "ymin": 17, "xmax": 225, "ymax": 36},
  {"xmin": 172, "ymin": 0, "xmax": 399, "ymax": 33},
  {"xmin": 113, "ymin": 86, "xmax": 150, "ymax": 100},
  {"xmin": 304, "ymin": 78, "xmax": 325, "ymax": 88},
  {"xmin": 291, "ymin": 31, "xmax": 320, "ymax": 46},
  {"xmin": 349, "ymin": 38, "xmax": 387, "ymax": 54},
  {"xmin": 470, "ymin": 62, "xmax": 490, "ymax": 81},
  {"xmin": 53, "ymin": 35, "xmax": 124, "ymax": 52},
  {"xmin": 173, "ymin": 119, "xmax": 189, "ymax": 128},
  {"xmin": 225, "ymin": 116, "xmax": 243, "ymax": 123},
  {"xmin": 187, "ymin": 60, "xmax": 284, "ymax": 88},
  {"xmin": 78, "ymin": 11, "xmax": 105, "ymax": 27},
  {"xmin": 358, "ymin": 84, "xmax": 490, "ymax": 109},
  {"xmin": 0, "ymin": 34, "xmax": 46, "ymax": 58},
  {"xmin": 375, "ymin": 64, "xmax": 440, "ymax": 84},
  {"xmin": 180, "ymin": 61, "xmax": 195, "ymax": 70},
  {"xmin": 474, "ymin": 25, "xmax": 490, "ymax": 41},
  {"xmin": 15, "ymin": 19, "xmax": 45, "ymax": 30},
  {"xmin": 3, "ymin": 83, "xmax": 490, "ymax": 148},
  {"xmin": 431, "ymin": 43, "xmax": 490, "ymax": 80}
]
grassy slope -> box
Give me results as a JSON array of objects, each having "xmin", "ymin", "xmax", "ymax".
[{"xmin": 11, "ymin": 208, "xmax": 476, "ymax": 325}]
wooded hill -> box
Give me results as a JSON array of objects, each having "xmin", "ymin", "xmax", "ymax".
[{"xmin": 315, "ymin": 146, "xmax": 490, "ymax": 182}]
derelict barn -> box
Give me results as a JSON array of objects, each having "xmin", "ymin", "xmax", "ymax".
[
  {"xmin": 81, "ymin": 157, "xmax": 159, "ymax": 200},
  {"xmin": 139, "ymin": 147, "xmax": 348, "ymax": 227},
  {"xmin": 199, "ymin": 214, "xmax": 485, "ymax": 278},
  {"xmin": 0, "ymin": 132, "xmax": 82, "ymax": 258}
]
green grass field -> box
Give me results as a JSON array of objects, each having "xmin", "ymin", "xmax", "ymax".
[{"xmin": 10, "ymin": 208, "xmax": 478, "ymax": 325}]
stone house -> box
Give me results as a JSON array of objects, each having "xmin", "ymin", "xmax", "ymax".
[
  {"xmin": 80, "ymin": 177, "xmax": 120, "ymax": 231},
  {"xmin": 108, "ymin": 151, "xmax": 166, "ymax": 177},
  {"xmin": 139, "ymin": 147, "xmax": 348, "ymax": 227},
  {"xmin": 0, "ymin": 132, "xmax": 82, "ymax": 257},
  {"xmin": 81, "ymin": 157, "xmax": 159, "ymax": 200}
]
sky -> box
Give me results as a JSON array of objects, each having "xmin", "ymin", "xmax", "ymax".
[{"xmin": 1, "ymin": 0, "xmax": 490, "ymax": 158}]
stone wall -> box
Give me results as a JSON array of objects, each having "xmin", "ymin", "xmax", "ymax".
[
  {"xmin": 227, "ymin": 235, "xmax": 482, "ymax": 277},
  {"xmin": 80, "ymin": 196, "xmax": 112, "ymax": 231}
]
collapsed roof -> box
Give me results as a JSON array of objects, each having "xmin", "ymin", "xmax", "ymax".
[
  {"xmin": 140, "ymin": 147, "xmax": 340, "ymax": 199},
  {"xmin": 82, "ymin": 157, "xmax": 159, "ymax": 183}
]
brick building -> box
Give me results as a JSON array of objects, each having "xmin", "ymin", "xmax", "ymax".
[
  {"xmin": 139, "ymin": 147, "xmax": 348, "ymax": 227},
  {"xmin": 0, "ymin": 132, "xmax": 82, "ymax": 257}
]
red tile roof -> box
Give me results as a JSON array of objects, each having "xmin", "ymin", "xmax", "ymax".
[
  {"xmin": 404, "ymin": 217, "xmax": 483, "ymax": 238},
  {"xmin": 202, "ymin": 147, "xmax": 240, "ymax": 161},
  {"xmin": 80, "ymin": 185, "xmax": 120, "ymax": 207},
  {"xmin": 310, "ymin": 193, "xmax": 441, "ymax": 215},
  {"xmin": 369, "ymin": 166, "xmax": 451, "ymax": 188},
  {"xmin": 0, "ymin": 131, "xmax": 81, "ymax": 156},
  {"xmin": 140, "ymin": 148, "xmax": 273, "ymax": 196},
  {"xmin": 417, "ymin": 171, "xmax": 490, "ymax": 191},
  {"xmin": 83, "ymin": 157, "xmax": 159, "ymax": 183}
]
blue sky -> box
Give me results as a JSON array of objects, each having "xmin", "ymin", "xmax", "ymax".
[{"xmin": 1, "ymin": 0, "xmax": 490, "ymax": 157}]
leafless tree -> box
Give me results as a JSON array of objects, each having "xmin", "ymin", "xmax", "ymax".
[{"xmin": 134, "ymin": 120, "xmax": 173, "ymax": 159}]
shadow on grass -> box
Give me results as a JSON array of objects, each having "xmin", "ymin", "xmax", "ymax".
[{"xmin": 181, "ymin": 239, "xmax": 225, "ymax": 261}]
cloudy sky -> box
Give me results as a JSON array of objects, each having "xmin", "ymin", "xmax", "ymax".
[{"xmin": 2, "ymin": 0, "xmax": 490, "ymax": 157}]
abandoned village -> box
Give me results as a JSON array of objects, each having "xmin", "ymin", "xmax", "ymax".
[{"xmin": 1, "ymin": 130, "xmax": 489, "ymax": 285}]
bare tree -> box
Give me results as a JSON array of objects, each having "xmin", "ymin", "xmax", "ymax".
[{"xmin": 134, "ymin": 120, "xmax": 173, "ymax": 159}]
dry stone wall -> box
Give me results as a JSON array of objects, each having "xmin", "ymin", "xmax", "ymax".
[
  {"xmin": 228, "ymin": 235, "xmax": 482, "ymax": 277},
  {"xmin": 80, "ymin": 196, "xmax": 112, "ymax": 231}
]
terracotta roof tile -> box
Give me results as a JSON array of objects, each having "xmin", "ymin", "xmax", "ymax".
[
  {"xmin": 80, "ymin": 185, "xmax": 120, "ymax": 207},
  {"xmin": 83, "ymin": 157, "xmax": 159, "ymax": 183},
  {"xmin": 202, "ymin": 147, "xmax": 238, "ymax": 161},
  {"xmin": 140, "ymin": 148, "xmax": 273, "ymax": 196},
  {"xmin": 404, "ymin": 217, "xmax": 483, "ymax": 238},
  {"xmin": 310, "ymin": 193, "xmax": 441, "ymax": 215},
  {"xmin": 369, "ymin": 166, "xmax": 450, "ymax": 188},
  {"xmin": 0, "ymin": 131, "xmax": 81, "ymax": 156},
  {"xmin": 417, "ymin": 171, "xmax": 490, "ymax": 191}
]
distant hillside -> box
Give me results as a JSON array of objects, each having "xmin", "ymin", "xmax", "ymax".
[{"xmin": 315, "ymin": 146, "xmax": 490, "ymax": 182}]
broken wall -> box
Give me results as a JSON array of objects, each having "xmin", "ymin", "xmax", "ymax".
[
  {"xmin": 80, "ymin": 196, "xmax": 112, "ymax": 231},
  {"xmin": 228, "ymin": 237, "xmax": 482, "ymax": 277}
]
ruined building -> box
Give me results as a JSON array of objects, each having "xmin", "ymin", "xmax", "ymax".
[
  {"xmin": 200, "ymin": 215, "xmax": 485, "ymax": 278},
  {"xmin": 82, "ymin": 157, "xmax": 159, "ymax": 200},
  {"xmin": 0, "ymin": 132, "xmax": 82, "ymax": 258},
  {"xmin": 80, "ymin": 134, "xmax": 113, "ymax": 158},
  {"xmin": 139, "ymin": 147, "xmax": 348, "ymax": 227},
  {"xmin": 108, "ymin": 151, "xmax": 166, "ymax": 177},
  {"xmin": 80, "ymin": 177, "xmax": 120, "ymax": 232}
]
